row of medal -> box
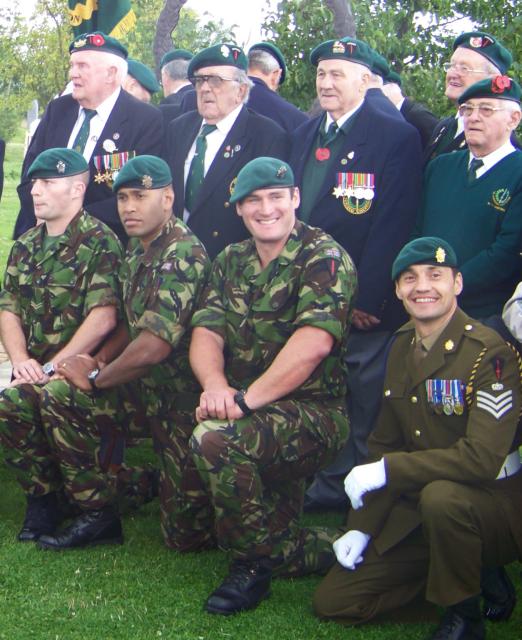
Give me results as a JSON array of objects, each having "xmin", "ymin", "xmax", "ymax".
[
  {"xmin": 93, "ymin": 151, "xmax": 136, "ymax": 185},
  {"xmin": 425, "ymin": 379, "xmax": 465, "ymax": 415}
]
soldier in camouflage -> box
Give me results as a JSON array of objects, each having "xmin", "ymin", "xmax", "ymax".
[
  {"xmin": 185, "ymin": 156, "xmax": 357, "ymax": 615},
  {"xmin": 36, "ymin": 155, "xmax": 209, "ymax": 550},
  {"xmin": 0, "ymin": 148, "xmax": 123, "ymax": 542}
]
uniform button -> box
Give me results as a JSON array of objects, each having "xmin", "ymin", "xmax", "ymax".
[
  {"xmin": 414, "ymin": 429, "xmax": 421, "ymax": 437},
  {"xmin": 411, "ymin": 396, "xmax": 418, "ymax": 403},
  {"xmin": 212, "ymin": 231, "xmax": 219, "ymax": 237},
  {"xmin": 224, "ymin": 202, "xmax": 230, "ymax": 208},
  {"xmin": 465, "ymin": 324, "xmax": 473, "ymax": 331},
  {"xmin": 384, "ymin": 389, "xmax": 391, "ymax": 397}
]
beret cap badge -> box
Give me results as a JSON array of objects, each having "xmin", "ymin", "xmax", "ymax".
[
  {"xmin": 276, "ymin": 166, "xmax": 287, "ymax": 178},
  {"xmin": 435, "ymin": 247, "xmax": 446, "ymax": 263},
  {"xmin": 332, "ymin": 41, "xmax": 346, "ymax": 54},
  {"xmin": 56, "ymin": 161, "xmax": 66, "ymax": 174},
  {"xmin": 141, "ymin": 175, "xmax": 153, "ymax": 189},
  {"xmin": 220, "ymin": 45, "xmax": 230, "ymax": 58},
  {"xmin": 74, "ymin": 38, "xmax": 87, "ymax": 49}
]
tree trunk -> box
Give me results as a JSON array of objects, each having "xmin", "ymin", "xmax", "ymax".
[
  {"xmin": 324, "ymin": 0, "xmax": 356, "ymax": 37},
  {"xmin": 153, "ymin": 0, "xmax": 188, "ymax": 72}
]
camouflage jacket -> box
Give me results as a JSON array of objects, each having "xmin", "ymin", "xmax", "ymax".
[
  {"xmin": 122, "ymin": 215, "xmax": 209, "ymax": 400},
  {"xmin": 0, "ymin": 209, "xmax": 122, "ymax": 363},
  {"xmin": 192, "ymin": 220, "xmax": 357, "ymax": 400}
]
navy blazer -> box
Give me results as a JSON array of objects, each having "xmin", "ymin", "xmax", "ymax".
[
  {"xmin": 290, "ymin": 98, "xmax": 423, "ymax": 330},
  {"xmin": 15, "ymin": 90, "xmax": 164, "ymax": 240},
  {"xmin": 166, "ymin": 106, "xmax": 289, "ymax": 259},
  {"xmin": 159, "ymin": 84, "xmax": 197, "ymax": 128},
  {"xmin": 247, "ymin": 77, "xmax": 308, "ymax": 132}
]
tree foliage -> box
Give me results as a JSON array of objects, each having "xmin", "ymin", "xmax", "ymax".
[{"xmin": 263, "ymin": 0, "xmax": 522, "ymax": 115}]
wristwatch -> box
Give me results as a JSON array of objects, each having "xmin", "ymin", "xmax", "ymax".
[
  {"xmin": 87, "ymin": 368, "xmax": 101, "ymax": 391},
  {"xmin": 234, "ymin": 389, "xmax": 253, "ymax": 416},
  {"xmin": 42, "ymin": 362, "xmax": 55, "ymax": 376}
]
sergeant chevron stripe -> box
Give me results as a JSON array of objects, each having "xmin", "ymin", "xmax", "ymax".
[{"xmin": 476, "ymin": 389, "xmax": 513, "ymax": 419}]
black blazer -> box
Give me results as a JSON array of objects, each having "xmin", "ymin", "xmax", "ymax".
[
  {"xmin": 166, "ymin": 106, "xmax": 289, "ymax": 259},
  {"xmin": 15, "ymin": 90, "xmax": 164, "ymax": 240}
]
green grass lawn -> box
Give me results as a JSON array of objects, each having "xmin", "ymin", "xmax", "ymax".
[{"xmin": 0, "ymin": 139, "xmax": 520, "ymax": 639}]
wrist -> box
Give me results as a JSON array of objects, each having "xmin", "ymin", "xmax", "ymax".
[
  {"xmin": 87, "ymin": 368, "xmax": 101, "ymax": 393},
  {"xmin": 234, "ymin": 388, "xmax": 253, "ymax": 416}
]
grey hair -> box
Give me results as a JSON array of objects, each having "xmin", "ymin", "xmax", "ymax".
[
  {"xmin": 234, "ymin": 68, "xmax": 254, "ymax": 103},
  {"xmin": 163, "ymin": 58, "xmax": 190, "ymax": 81},
  {"xmin": 248, "ymin": 48, "xmax": 280, "ymax": 75}
]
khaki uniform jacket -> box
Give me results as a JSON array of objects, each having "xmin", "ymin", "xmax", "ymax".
[{"xmin": 349, "ymin": 308, "xmax": 522, "ymax": 556}]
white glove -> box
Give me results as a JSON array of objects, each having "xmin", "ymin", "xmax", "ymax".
[
  {"xmin": 344, "ymin": 458, "xmax": 386, "ymax": 510},
  {"xmin": 333, "ymin": 530, "xmax": 371, "ymax": 570}
]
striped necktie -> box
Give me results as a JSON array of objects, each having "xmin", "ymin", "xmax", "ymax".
[{"xmin": 72, "ymin": 109, "xmax": 97, "ymax": 154}]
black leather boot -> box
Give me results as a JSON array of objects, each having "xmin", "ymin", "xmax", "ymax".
[
  {"xmin": 18, "ymin": 492, "xmax": 60, "ymax": 542},
  {"xmin": 36, "ymin": 507, "xmax": 123, "ymax": 550},
  {"xmin": 428, "ymin": 597, "xmax": 485, "ymax": 640},
  {"xmin": 481, "ymin": 566, "xmax": 516, "ymax": 622},
  {"xmin": 205, "ymin": 559, "xmax": 272, "ymax": 615}
]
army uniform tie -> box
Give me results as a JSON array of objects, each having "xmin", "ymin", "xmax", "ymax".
[
  {"xmin": 185, "ymin": 123, "xmax": 217, "ymax": 213},
  {"xmin": 468, "ymin": 157, "xmax": 484, "ymax": 182},
  {"xmin": 322, "ymin": 121, "xmax": 339, "ymax": 146},
  {"xmin": 72, "ymin": 108, "xmax": 97, "ymax": 154}
]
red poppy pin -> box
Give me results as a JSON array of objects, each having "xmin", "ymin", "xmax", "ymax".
[
  {"xmin": 491, "ymin": 75, "xmax": 511, "ymax": 94},
  {"xmin": 316, "ymin": 148, "xmax": 330, "ymax": 162},
  {"xmin": 90, "ymin": 34, "xmax": 105, "ymax": 47}
]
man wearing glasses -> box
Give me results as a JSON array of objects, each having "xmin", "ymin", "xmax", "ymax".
[
  {"xmin": 424, "ymin": 31, "xmax": 512, "ymax": 164},
  {"xmin": 416, "ymin": 76, "xmax": 522, "ymax": 328},
  {"xmin": 165, "ymin": 43, "xmax": 289, "ymax": 259}
]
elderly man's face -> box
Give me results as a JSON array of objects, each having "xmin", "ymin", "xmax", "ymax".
[
  {"xmin": 445, "ymin": 47, "xmax": 494, "ymax": 103},
  {"xmin": 69, "ymin": 51, "xmax": 116, "ymax": 108},
  {"xmin": 316, "ymin": 59, "xmax": 369, "ymax": 121},
  {"xmin": 461, "ymin": 97, "xmax": 521, "ymax": 156},
  {"xmin": 193, "ymin": 65, "xmax": 246, "ymax": 124}
]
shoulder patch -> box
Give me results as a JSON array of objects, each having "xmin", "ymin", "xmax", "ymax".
[{"xmin": 476, "ymin": 389, "xmax": 513, "ymax": 420}]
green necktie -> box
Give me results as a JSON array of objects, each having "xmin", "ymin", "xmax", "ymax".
[
  {"xmin": 322, "ymin": 121, "xmax": 338, "ymax": 146},
  {"xmin": 185, "ymin": 123, "xmax": 217, "ymax": 212},
  {"xmin": 468, "ymin": 157, "xmax": 484, "ymax": 182},
  {"xmin": 72, "ymin": 108, "xmax": 97, "ymax": 154}
]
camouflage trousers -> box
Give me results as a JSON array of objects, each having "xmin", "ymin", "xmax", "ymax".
[
  {"xmin": 170, "ymin": 398, "xmax": 349, "ymax": 577},
  {"xmin": 39, "ymin": 379, "xmax": 197, "ymax": 544},
  {"xmin": 0, "ymin": 381, "xmax": 157, "ymax": 510}
]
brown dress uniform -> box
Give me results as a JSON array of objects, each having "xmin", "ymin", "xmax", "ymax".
[{"xmin": 314, "ymin": 308, "xmax": 522, "ymax": 623}]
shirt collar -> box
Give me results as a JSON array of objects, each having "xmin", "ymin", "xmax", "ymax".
[
  {"xmin": 325, "ymin": 98, "xmax": 364, "ymax": 131},
  {"xmin": 81, "ymin": 87, "xmax": 121, "ymax": 122},
  {"xmin": 468, "ymin": 140, "xmax": 516, "ymax": 172},
  {"xmin": 203, "ymin": 103, "xmax": 243, "ymax": 136}
]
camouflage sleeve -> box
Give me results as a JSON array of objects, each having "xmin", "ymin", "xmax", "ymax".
[
  {"xmin": 190, "ymin": 253, "xmax": 228, "ymax": 339},
  {"xmin": 83, "ymin": 233, "xmax": 123, "ymax": 315},
  {"xmin": 294, "ymin": 242, "xmax": 357, "ymax": 342},
  {"xmin": 137, "ymin": 245, "xmax": 210, "ymax": 348},
  {"xmin": 0, "ymin": 242, "xmax": 22, "ymax": 316}
]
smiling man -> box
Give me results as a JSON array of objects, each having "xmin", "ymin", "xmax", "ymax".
[
  {"xmin": 314, "ymin": 237, "xmax": 522, "ymax": 640},
  {"xmin": 416, "ymin": 76, "xmax": 522, "ymax": 323},
  {"xmin": 178, "ymin": 157, "xmax": 356, "ymax": 614},
  {"xmin": 424, "ymin": 31, "xmax": 512, "ymax": 163},
  {"xmin": 14, "ymin": 31, "xmax": 163, "ymax": 241},
  {"xmin": 165, "ymin": 43, "xmax": 289, "ymax": 259},
  {"xmin": 32, "ymin": 155, "xmax": 209, "ymax": 550}
]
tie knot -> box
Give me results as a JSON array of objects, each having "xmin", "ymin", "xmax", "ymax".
[
  {"xmin": 469, "ymin": 158, "xmax": 484, "ymax": 172},
  {"xmin": 200, "ymin": 123, "xmax": 217, "ymax": 138},
  {"xmin": 328, "ymin": 122, "xmax": 338, "ymax": 135},
  {"xmin": 83, "ymin": 108, "xmax": 97, "ymax": 120}
]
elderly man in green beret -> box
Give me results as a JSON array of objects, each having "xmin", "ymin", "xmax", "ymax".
[
  {"xmin": 32, "ymin": 155, "xmax": 209, "ymax": 550},
  {"xmin": 179, "ymin": 156, "xmax": 357, "ymax": 614},
  {"xmin": 166, "ymin": 43, "xmax": 289, "ymax": 259},
  {"xmin": 160, "ymin": 48, "xmax": 194, "ymax": 103},
  {"xmin": 416, "ymin": 76, "xmax": 522, "ymax": 325},
  {"xmin": 313, "ymin": 236, "xmax": 522, "ymax": 640},
  {"xmin": 424, "ymin": 31, "xmax": 513, "ymax": 163},
  {"xmin": 14, "ymin": 31, "xmax": 164, "ymax": 242},
  {"xmin": 123, "ymin": 58, "xmax": 160, "ymax": 104},
  {"xmin": 0, "ymin": 147, "xmax": 125, "ymax": 543}
]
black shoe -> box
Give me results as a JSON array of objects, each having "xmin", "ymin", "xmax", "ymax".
[
  {"xmin": 18, "ymin": 493, "xmax": 60, "ymax": 542},
  {"xmin": 36, "ymin": 507, "xmax": 123, "ymax": 550},
  {"xmin": 428, "ymin": 607, "xmax": 485, "ymax": 640},
  {"xmin": 481, "ymin": 566, "xmax": 516, "ymax": 622},
  {"xmin": 205, "ymin": 560, "xmax": 272, "ymax": 615}
]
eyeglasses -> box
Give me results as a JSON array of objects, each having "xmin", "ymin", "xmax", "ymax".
[
  {"xmin": 189, "ymin": 74, "xmax": 238, "ymax": 89},
  {"xmin": 443, "ymin": 62, "xmax": 486, "ymax": 76},
  {"xmin": 458, "ymin": 103, "xmax": 508, "ymax": 117}
]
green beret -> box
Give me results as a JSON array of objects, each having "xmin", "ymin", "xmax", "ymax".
[
  {"xmin": 310, "ymin": 37, "xmax": 374, "ymax": 70},
  {"xmin": 458, "ymin": 75, "xmax": 521, "ymax": 104},
  {"xmin": 453, "ymin": 31, "xmax": 512, "ymax": 75},
  {"xmin": 230, "ymin": 157, "xmax": 294, "ymax": 203},
  {"xmin": 160, "ymin": 48, "xmax": 193, "ymax": 69},
  {"xmin": 384, "ymin": 69, "xmax": 402, "ymax": 86},
  {"xmin": 370, "ymin": 51, "xmax": 390, "ymax": 79},
  {"xmin": 28, "ymin": 148, "xmax": 88, "ymax": 179},
  {"xmin": 249, "ymin": 41, "xmax": 287, "ymax": 84},
  {"xmin": 188, "ymin": 43, "xmax": 247, "ymax": 77},
  {"xmin": 69, "ymin": 31, "xmax": 128, "ymax": 59},
  {"xmin": 127, "ymin": 59, "xmax": 160, "ymax": 94},
  {"xmin": 392, "ymin": 237, "xmax": 458, "ymax": 281},
  {"xmin": 112, "ymin": 155, "xmax": 172, "ymax": 192}
]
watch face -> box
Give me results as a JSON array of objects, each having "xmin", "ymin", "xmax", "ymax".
[
  {"xmin": 87, "ymin": 368, "xmax": 100, "ymax": 381},
  {"xmin": 42, "ymin": 362, "xmax": 55, "ymax": 376}
]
